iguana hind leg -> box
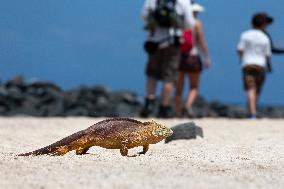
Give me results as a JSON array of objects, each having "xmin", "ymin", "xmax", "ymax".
[
  {"xmin": 52, "ymin": 146, "xmax": 69, "ymax": 156},
  {"xmin": 120, "ymin": 145, "xmax": 128, "ymax": 156},
  {"xmin": 76, "ymin": 147, "xmax": 91, "ymax": 155}
]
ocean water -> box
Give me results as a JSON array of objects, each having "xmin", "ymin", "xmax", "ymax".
[{"xmin": 0, "ymin": 0, "xmax": 284, "ymax": 105}]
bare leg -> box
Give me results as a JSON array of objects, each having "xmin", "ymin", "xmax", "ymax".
[
  {"xmin": 175, "ymin": 72, "xmax": 185, "ymax": 117},
  {"xmin": 247, "ymin": 88, "xmax": 257, "ymax": 116},
  {"xmin": 256, "ymin": 90, "xmax": 261, "ymax": 104},
  {"xmin": 146, "ymin": 77, "xmax": 157, "ymax": 99},
  {"xmin": 161, "ymin": 82, "xmax": 174, "ymax": 107},
  {"xmin": 140, "ymin": 77, "xmax": 158, "ymax": 118},
  {"xmin": 185, "ymin": 72, "xmax": 200, "ymax": 109}
]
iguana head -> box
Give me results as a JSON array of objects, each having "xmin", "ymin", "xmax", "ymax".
[{"xmin": 147, "ymin": 120, "xmax": 173, "ymax": 140}]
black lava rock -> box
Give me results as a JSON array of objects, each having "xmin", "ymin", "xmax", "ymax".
[
  {"xmin": 0, "ymin": 76, "xmax": 284, "ymax": 118},
  {"xmin": 165, "ymin": 122, "xmax": 203, "ymax": 143}
]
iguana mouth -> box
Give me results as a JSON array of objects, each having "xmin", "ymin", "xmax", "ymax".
[{"xmin": 152, "ymin": 126, "xmax": 173, "ymax": 137}]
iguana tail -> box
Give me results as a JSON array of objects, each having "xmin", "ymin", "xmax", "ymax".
[
  {"xmin": 18, "ymin": 144, "xmax": 60, "ymax": 156},
  {"xmin": 18, "ymin": 130, "xmax": 87, "ymax": 156}
]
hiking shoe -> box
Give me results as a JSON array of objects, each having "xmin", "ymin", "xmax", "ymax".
[
  {"xmin": 157, "ymin": 105, "xmax": 172, "ymax": 118},
  {"xmin": 249, "ymin": 114, "xmax": 257, "ymax": 120},
  {"xmin": 140, "ymin": 98, "xmax": 156, "ymax": 118}
]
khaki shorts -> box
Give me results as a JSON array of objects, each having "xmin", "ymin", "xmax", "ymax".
[
  {"xmin": 243, "ymin": 65, "xmax": 266, "ymax": 93},
  {"xmin": 146, "ymin": 46, "xmax": 180, "ymax": 82}
]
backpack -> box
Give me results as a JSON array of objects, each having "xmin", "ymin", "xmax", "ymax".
[
  {"xmin": 180, "ymin": 29, "xmax": 194, "ymax": 54},
  {"xmin": 153, "ymin": 0, "xmax": 183, "ymax": 28}
]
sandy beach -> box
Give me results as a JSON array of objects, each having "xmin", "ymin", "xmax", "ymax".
[{"xmin": 0, "ymin": 117, "xmax": 283, "ymax": 189}]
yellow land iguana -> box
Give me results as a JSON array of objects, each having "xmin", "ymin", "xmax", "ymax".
[{"xmin": 19, "ymin": 118, "xmax": 173, "ymax": 156}]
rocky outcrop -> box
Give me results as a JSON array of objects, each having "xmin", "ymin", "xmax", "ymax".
[
  {"xmin": 0, "ymin": 76, "xmax": 141, "ymax": 117},
  {"xmin": 0, "ymin": 76, "xmax": 284, "ymax": 118}
]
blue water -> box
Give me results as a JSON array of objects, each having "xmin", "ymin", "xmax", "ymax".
[{"xmin": 0, "ymin": 0, "xmax": 284, "ymax": 105}]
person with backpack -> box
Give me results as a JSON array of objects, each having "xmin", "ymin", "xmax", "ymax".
[
  {"xmin": 140, "ymin": 0, "xmax": 195, "ymax": 118},
  {"xmin": 175, "ymin": 3, "xmax": 210, "ymax": 118},
  {"xmin": 237, "ymin": 13, "xmax": 272, "ymax": 119}
]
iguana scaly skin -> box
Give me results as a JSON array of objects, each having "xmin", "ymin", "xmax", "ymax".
[{"xmin": 19, "ymin": 118, "xmax": 173, "ymax": 156}]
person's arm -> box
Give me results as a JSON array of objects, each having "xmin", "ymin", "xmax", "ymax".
[
  {"xmin": 237, "ymin": 50, "xmax": 243, "ymax": 57},
  {"xmin": 237, "ymin": 33, "xmax": 245, "ymax": 63},
  {"xmin": 195, "ymin": 20, "xmax": 210, "ymax": 69},
  {"xmin": 265, "ymin": 38, "xmax": 272, "ymax": 73},
  {"xmin": 264, "ymin": 31, "xmax": 284, "ymax": 54},
  {"xmin": 272, "ymin": 46, "xmax": 284, "ymax": 54},
  {"xmin": 237, "ymin": 50, "xmax": 243, "ymax": 64}
]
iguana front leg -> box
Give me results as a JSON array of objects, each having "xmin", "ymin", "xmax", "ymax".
[
  {"xmin": 139, "ymin": 144, "xmax": 149, "ymax": 155},
  {"xmin": 120, "ymin": 145, "xmax": 128, "ymax": 156}
]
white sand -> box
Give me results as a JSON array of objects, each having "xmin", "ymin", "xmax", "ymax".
[{"xmin": 0, "ymin": 117, "xmax": 284, "ymax": 189}]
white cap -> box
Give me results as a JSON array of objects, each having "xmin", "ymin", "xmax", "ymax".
[{"xmin": 192, "ymin": 3, "xmax": 205, "ymax": 12}]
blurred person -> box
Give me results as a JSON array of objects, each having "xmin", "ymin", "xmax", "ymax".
[
  {"xmin": 237, "ymin": 13, "xmax": 272, "ymax": 119},
  {"xmin": 140, "ymin": 0, "xmax": 195, "ymax": 118},
  {"xmin": 175, "ymin": 3, "xmax": 210, "ymax": 118}
]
